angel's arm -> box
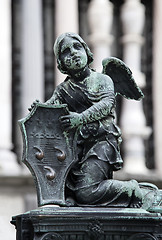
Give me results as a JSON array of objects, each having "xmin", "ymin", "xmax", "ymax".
[
  {"xmin": 81, "ymin": 91, "xmax": 115, "ymax": 124},
  {"xmin": 60, "ymin": 77, "xmax": 115, "ymax": 129}
]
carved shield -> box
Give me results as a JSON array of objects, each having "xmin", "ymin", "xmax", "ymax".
[{"xmin": 19, "ymin": 103, "xmax": 78, "ymax": 206}]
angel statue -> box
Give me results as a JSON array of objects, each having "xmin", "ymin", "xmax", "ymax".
[{"xmin": 46, "ymin": 32, "xmax": 161, "ymax": 210}]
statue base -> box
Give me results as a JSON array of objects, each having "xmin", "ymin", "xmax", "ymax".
[{"xmin": 11, "ymin": 207, "xmax": 162, "ymax": 240}]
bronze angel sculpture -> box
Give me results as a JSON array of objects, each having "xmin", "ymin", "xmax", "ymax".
[{"xmin": 42, "ymin": 33, "xmax": 161, "ymax": 210}]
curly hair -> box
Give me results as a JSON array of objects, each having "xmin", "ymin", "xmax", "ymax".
[{"xmin": 54, "ymin": 32, "xmax": 93, "ymax": 74}]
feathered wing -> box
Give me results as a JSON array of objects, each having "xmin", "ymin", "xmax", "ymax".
[{"xmin": 102, "ymin": 57, "xmax": 144, "ymax": 100}]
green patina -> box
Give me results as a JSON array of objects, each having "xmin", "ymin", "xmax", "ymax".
[{"xmin": 19, "ymin": 32, "xmax": 162, "ymax": 213}]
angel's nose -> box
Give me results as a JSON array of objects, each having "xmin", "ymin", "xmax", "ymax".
[{"xmin": 70, "ymin": 47, "xmax": 77, "ymax": 55}]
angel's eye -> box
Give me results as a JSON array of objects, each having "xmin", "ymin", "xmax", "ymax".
[
  {"xmin": 74, "ymin": 43, "xmax": 82, "ymax": 50},
  {"xmin": 62, "ymin": 48, "xmax": 70, "ymax": 55}
]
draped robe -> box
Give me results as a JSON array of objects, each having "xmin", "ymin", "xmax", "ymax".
[{"xmin": 47, "ymin": 71, "xmax": 155, "ymax": 207}]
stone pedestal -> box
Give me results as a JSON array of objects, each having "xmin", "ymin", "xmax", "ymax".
[{"xmin": 11, "ymin": 207, "xmax": 162, "ymax": 240}]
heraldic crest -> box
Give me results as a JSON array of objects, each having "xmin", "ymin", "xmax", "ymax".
[{"xmin": 19, "ymin": 103, "xmax": 78, "ymax": 206}]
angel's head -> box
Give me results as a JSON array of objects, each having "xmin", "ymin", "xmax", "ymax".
[{"xmin": 54, "ymin": 33, "xmax": 93, "ymax": 74}]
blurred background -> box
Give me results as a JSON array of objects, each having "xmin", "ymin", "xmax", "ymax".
[{"xmin": 1, "ymin": 0, "xmax": 162, "ymax": 239}]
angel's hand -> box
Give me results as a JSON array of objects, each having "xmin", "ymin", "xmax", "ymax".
[
  {"xmin": 45, "ymin": 97, "xmax": 60, "ymax": 105},
  {"xmin": 59, "ymin": 112, "xmax": 83, "ymax": 130},
  {"xmin": 28, "ymin": 99, "xmax": 40, "ymax": 112}
]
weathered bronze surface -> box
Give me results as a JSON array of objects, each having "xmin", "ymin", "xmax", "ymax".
[
  {"xmin": 12, "ymin": 32, "xmax": 162, "ymax": 240},
  {"xmin": 19, "ymin": 32, "xmax": 162, "ymax": 211}
]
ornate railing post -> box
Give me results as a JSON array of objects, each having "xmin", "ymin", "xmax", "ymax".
[
  {"xmin": 88, "ymin": 0, "xmax": 113, "ymax": 71},
  {"xmin": 120, "ymin": 0, "xmax": 151, "ymax": 174}
]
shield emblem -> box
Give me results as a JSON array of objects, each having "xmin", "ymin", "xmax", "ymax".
[{"xmin": 19, "ymin": 103, "xmax": 78, "ymax": 206}]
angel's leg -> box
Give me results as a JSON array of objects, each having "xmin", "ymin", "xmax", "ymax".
[{"xmin": 74, "ymin": 157, "xmax": 143, "ymax": 207}]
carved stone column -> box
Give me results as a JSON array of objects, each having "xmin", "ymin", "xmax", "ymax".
[
  {"xmin": 153, "ymin": 0, "xmax": 162, "ymax": 174},
  {"xmin": 55, "ymin": 0, "xmax": 79, "ymax": 85},
  {"xmin": 88, "ymin": 0, "xmax": 113, "ymax": 71},
  {"xmin": 120, "ymin": 0, "xmax": 151, "ymax": 174},
  {"xmin": 21, "ymin": 0, "xmax": 44, "ymax": 116},
  {"xmin": 0, "ymin": 0, "xmax": 20, "ymax": 175}
]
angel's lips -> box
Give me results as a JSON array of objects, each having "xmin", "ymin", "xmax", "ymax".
[{"xmin": 72, "ymin": 57, "xmax": 82, "ymax": 67}]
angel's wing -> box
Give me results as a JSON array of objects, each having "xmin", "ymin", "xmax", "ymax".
[{"xmin": 102, "ymin": 57, "xmax": 144, "ymax": 100}]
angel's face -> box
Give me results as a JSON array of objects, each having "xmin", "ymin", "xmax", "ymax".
[{"xmin": 59, "ymin": 37, "xmax": 88, "ymax": 71}]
